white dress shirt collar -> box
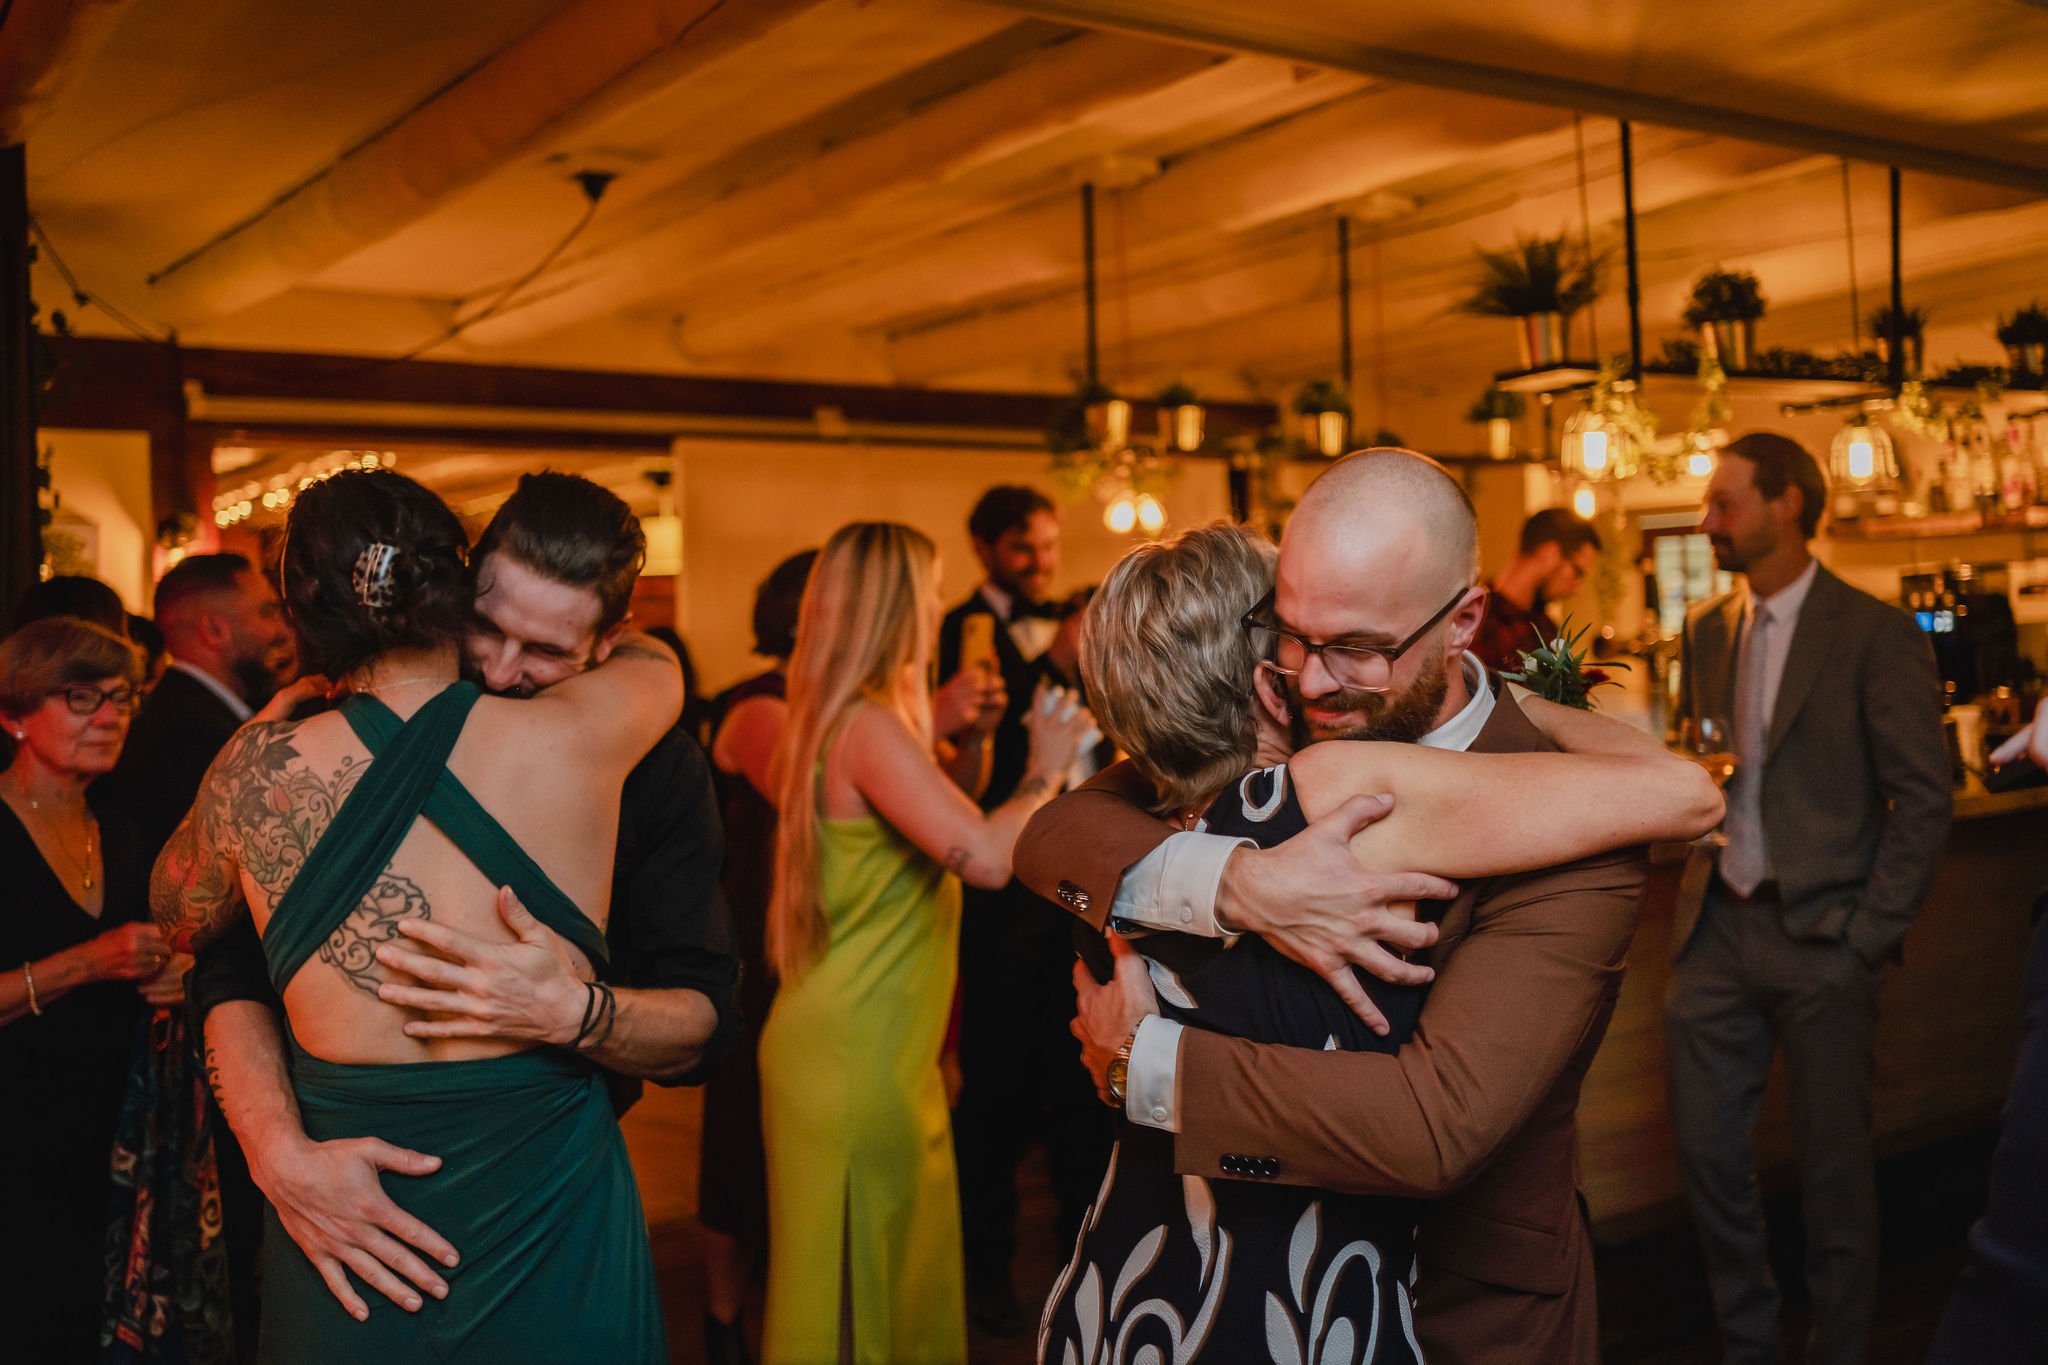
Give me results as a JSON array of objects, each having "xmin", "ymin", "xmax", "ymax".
[
  {"xmin": 1747, "ymin": 555, "xmax": 1819, "ymax": 628},
  {"xmin": 1418, "ymin": 652, "xmax": 1495, "ymax": 754},
  {"xmin": 169, "ymin": 659, "xmax": 253, "ymax": 723}
]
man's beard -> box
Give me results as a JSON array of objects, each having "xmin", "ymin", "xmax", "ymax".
[
  {"xmin": 230, "ymin": 654, "xmax": 283, "ymax": 708},
  {"xmin": 1284, "ymin": 648, "xmax": 1451, "ymax": 748}
]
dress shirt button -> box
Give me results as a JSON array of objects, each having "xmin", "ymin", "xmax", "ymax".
[{"xmin": 1180, "ymin": 907, "xmax": 1192, "ymax": 923}]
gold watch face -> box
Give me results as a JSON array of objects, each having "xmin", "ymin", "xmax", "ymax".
[{"xmin": 1107, "ymin": 1055, "xmax": 1130, "ymax": 1098}]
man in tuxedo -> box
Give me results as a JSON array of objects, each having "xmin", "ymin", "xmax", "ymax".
[
  {"xmin": 97, "ymin": 550, "xmax": 293, "ymax": 1362},
  {"xmin": 1670, "ymin": 432, "xmax": 1950, "ymax": 1364},
  {"xmin": 1017, "ymin": 450, "xmax": 1651, "ymax": 1364},
  {"xmin": 940, "ymin": 484, "xmax": 1110, "ymax": 1336},
  {"xmin": 100, "ymin": 553, "xmax": 294, "ymax": 854},
  {"xmin": 1472, "ymin": 507, "xmax": 1601, "ymax": 672}
]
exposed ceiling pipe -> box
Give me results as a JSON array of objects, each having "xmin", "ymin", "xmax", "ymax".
[
  {"xmin": 143, "ymin": 0, "xmax": 822, "ymax": 326},
  {"xmin": 0, "ymin": 0, "xmax": 136, "ymax": 144},
  {"xmin": 459, "ymin": 30, "xmax": 1220, "ymax": 347}
]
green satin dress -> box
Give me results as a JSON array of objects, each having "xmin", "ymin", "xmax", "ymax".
[
  {"xmin": 254, "ymin": 683, "xmax": 664, "ymax": 1364},
  {"xmin": 758, "ymin": 807, "xmax": 967, "ymax": 1365}
]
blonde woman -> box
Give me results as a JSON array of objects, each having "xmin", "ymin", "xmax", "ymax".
[
  {"xmin": 759, "ymin": 521, "xmax": 1096, "ymax": 1365},
  {"xmin": 1040, "ymin": 522, "xmax": 1721, "ymax": 1364}
]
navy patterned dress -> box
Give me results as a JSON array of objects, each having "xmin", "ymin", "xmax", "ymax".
[{"xmin": 1040, "ymin": 765, "xmax": 1431, "ymax": 1365}]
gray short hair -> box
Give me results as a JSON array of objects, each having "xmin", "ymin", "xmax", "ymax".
[{"xmin": 1082, "ymin": 523, "xmax": 1277, "ymax": 815}]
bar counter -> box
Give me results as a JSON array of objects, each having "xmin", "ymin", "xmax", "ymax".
[{"xmin": 1579, "ymin": 774, "xmax": 2046, "ymax": 1239}]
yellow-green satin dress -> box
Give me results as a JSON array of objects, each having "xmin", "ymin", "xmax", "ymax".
[{"xmin": 759, "ymin": 811, "xmax": 966, "ymax": 1365}]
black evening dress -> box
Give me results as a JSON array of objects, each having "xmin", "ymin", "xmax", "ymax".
[
  {"xmin": 696, "ymin": 668, "xmax": 783, "ymax": 1248},
  {"xmin": 0, "ymin": 795, "xmax": 148, "ymax": 1363},
  {"xmin": 1041, "ymin": 764, "xmax": 1431, "ymax": 1365}
]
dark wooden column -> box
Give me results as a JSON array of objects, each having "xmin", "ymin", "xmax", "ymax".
[{"xmin": 0, "ymin": 145, "xmax": 39, "ymax": 628}]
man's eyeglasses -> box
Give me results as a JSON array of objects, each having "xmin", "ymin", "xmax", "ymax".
[
  {"xmin": 51, "ymin": 684, "xmax": 140, "ymax": 717},
  {"xmin": 1241, "ymin": 586, "xmax": 1470, "ymax": 694}
]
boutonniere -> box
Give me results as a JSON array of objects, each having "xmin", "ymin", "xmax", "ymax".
[{"xmin": 1499, "ymin": 616, "xmax": 1630, "ymax": 710}]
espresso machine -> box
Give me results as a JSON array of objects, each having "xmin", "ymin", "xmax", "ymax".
[{"xmin": 1900, "ymin": 563, "xmax": 2021, "ymax": 705}]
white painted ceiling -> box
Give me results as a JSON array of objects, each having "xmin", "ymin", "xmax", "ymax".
[{"xmin": 17, "ymin": 0, "xmax": 2048, "ymax": 453}]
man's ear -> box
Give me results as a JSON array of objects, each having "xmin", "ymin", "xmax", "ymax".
[
  {"xmin": 589, "ymin": 620, "xmax": 629, "ymax": 667},
  {"xmin": 1444, "ymin": 584, "xmax": 1488, "ymax": 654}
]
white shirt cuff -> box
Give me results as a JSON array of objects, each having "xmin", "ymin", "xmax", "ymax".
[
  {"xmin": 1110, "ymin": 831, "xmax": 1251, "ymax": 937},
  {"xmin": 1123, "ymin": 1015, "xmax": 1182, "ymax": 1132}
]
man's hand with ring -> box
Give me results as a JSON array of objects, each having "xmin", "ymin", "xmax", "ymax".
[
  {"xmin": 373, "ymin": 886, "xmax": 591, "ymax": 1045},
  {"xmin": 1070, "ymin": 932, "xmax": 1160, "ymax": 1105},
  {"xmin": 1215, "ymin": 793, "xmax": 1452, "ymax": 1034}
]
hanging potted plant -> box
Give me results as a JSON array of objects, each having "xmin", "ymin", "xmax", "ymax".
[
  {"xmin": 1155, "ymin": 380, "xmax": 1205, "ymax": 452},
  {"xmin": 1458, "ymin": 233, "xmax": 1601, "ymax": 370},
  {"xmin": 1995, "ymin": 302, "xmax": 2048, "ymax": 377},
  {"xmin": 1293, "ymin": 379, "xmax": 1351, "ymax": 458},
  {"xmin": 1868, "ymin": 304, "xmax": 1929, "ymax": 377},
  {"xmin": 1466, "ymin": 387, "xmax": 1527, "ymax": 459},
  {"xmin": 1682, "ymin": 269, "xmax": 1766, "ymax": 372}
]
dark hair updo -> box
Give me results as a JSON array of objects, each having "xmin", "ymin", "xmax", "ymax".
[{"xmin": 279, "ymin": 469, "xmax": 472, "ymax": 678}]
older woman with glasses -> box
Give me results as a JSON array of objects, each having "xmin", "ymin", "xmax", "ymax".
[{"xmin": 0, "ymin": 616, "xmax": 189, "ymax": 1361}]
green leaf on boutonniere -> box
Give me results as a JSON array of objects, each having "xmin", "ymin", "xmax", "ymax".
[{"xmin": 1498, "ymin": 615, "xmax": 1630, "ymax": 710}]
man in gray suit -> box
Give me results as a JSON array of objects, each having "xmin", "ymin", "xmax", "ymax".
[{"xmin": 1670, "ymin": 431, "xmax": 1951, "ymax": 1365}]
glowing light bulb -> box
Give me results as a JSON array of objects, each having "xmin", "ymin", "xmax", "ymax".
[
  {"xmin": 1135, "ymin": 494, "xmax": 1166, "ymax": 534},
  {"xmin": 1847, "ymin": 439, "xmax": 1875, "ymax": 483},
  {"xmin": 1104, "ymin": 493, "xmax": 1138, "ymax": 534},
  {"xmin": 1580, "ymin": 429, "xmax": 1609, "ymax": 474},
  {"xmin": 1687, "ymin": 451, "xmax": 1715, "ymax": 478},
  {"xmin": 1572, "ymin": 486, "xmax": 1597, "ymax": 519}
]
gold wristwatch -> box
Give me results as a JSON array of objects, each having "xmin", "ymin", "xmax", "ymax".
[{"xmin": 1106, "ymin": 1027, "xmax": 1138, "ymax": 1107}]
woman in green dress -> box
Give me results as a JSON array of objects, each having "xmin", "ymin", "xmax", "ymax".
[
  {"xmin": 759, "ymin": 521, "xmax": 1097, "ymax": 1365},
  {"xmin": 151, "ymin": 469, "xmax": 679, "ymax": 1363}
]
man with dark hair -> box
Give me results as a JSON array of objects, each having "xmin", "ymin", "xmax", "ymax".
[
  {"xmin": 11, "ymin": 572, "xmax": 131, "ymax": 636},
  {"xmin": 939, "ymin": 483, "xmax": 1110, "ymax": 1336},
  {"xmin": 1671, "ymin": 431, "xmax": 1950, "ymax": 1364},
  {"xmin": 190, "ymin": 472, "xmax": 740, "ymax": 1330},
  {"xmin": 1472, "ymin": 507, "xmax": 1603, "ymax": 672}
]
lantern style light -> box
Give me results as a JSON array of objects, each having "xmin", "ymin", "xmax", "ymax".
[
  {"xmin": 1571, "ymin": 484, "xmax": 1598, "ymax": 520},
  {"xmin": 1313, "ymin": 409, "xmax": 1349, "ymax": 458},
  {"xmin": 1104, "ymin": 491, "xmax": 1138, "ymax": 534},
  {"xmin": 1560, "ymin": 408, "xmax": 1640, "ymax": 483},
  {"xmin": 1134, "ymin": 493, "xmax": 1166, "ymax": 534},
  {"xmin": 1828, "ymin": 417, "xmax": 1900, "ymax": 491},
  {"xmin": 1086, "ymin": 397, "xmax": 1132, "ymax": 450}
]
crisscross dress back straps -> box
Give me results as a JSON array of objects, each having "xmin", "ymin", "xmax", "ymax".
[{"xmin": 257, "ymin": 682, "xmax": 609, "ymax": 994}]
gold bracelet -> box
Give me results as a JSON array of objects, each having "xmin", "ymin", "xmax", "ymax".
[{"xmin": 22, "ymin": 961, "xmax": 42, "ymax": 1017}]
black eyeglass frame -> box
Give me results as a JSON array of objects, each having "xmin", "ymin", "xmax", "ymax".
[
  {"xmin": 1240, "ymin": 585, "xmax": 1472, "ymax": 693},
  {"xmin": 49, "ymin": 684, "xmax": 140, "ymax": 717}
]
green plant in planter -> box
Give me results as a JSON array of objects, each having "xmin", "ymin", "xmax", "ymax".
[
  {"xmin": 1293, "ymin": 378, "xmax": 1350, "ymax": 415},
  {"xmin": 1465, "ymin": 388, "xmax": 1528, "ymax": 423},
  {"xmin": 1046, "ymin": 377, "xmax": 1120, "ymax": 456},
  {"xmin": 1681, "ymin": 269, "xmax": 1766, "ymax": 328},
  {"xmin": 1868, "ymin": 304, "xmax": 1928, "ymax": 340},
  {"xmin": 1996, "ymin": 303, "xmax": 2048, "ymax": 346},
  {"xmin": 1655, "ymin": 337, "xmax": 1702, "ymax": 373},
  {"xmin": 1157, "ymin": 380, "xmax": 1198, "ymax": 408},
  {"xmin": 1458, "ymin": 234, "xmax": 1601, "ymax": 317}
]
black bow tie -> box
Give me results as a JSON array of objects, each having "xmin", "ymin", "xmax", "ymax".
[{"xmin": 1006, "ymin": 599, "xmax": 1063, "ymax": 622}]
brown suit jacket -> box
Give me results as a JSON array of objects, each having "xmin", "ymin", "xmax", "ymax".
[
  {"xmin": 1014, "ymin": 690, "xmax": 1645, "ymax": 1364},
  {"xmin": 1671, "ymin": 564, "xmax": 1951, "ymax": 961}
]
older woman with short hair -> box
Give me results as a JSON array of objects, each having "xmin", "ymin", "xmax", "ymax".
[
  {"xmin": 1042, "ymin": 523, "xmax": 1720, "ymax": 1363},
  {"xmin": 0, "ymin": 616, "xmax": 184, "ymax": 1361}
]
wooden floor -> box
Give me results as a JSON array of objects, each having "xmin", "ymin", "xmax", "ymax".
[{"xmin": 622, "ymin": 1084, "xmax": 1998, "ymax": 1364}]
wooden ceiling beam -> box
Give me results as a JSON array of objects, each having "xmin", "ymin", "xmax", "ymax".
[{"xmin": 994, "ymin": 0, "xmax": 2048, "ymax": 194}]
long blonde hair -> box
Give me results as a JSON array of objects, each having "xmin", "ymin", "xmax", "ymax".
[{"xmin": 768, "ymin": 521, "xmax": 939, "ymax": 980}]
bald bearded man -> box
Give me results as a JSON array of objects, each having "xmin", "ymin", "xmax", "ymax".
[{"xmin": 1018, "ymin": 450, "xmax": 1650, "ymax": 1364}]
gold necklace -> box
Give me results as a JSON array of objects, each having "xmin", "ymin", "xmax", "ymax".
[
  {"xmin": 353, "ymin": 675, "xmax": 452, "ymax": 695},
  {"xmin": 16, "ymin": 791, "xmax": 97, "ymax": 891}
]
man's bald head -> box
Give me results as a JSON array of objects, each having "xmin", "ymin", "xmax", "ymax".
[
  {"xmin": 1285, "ymin": 448, "xmax": 1480, "ymax": 589},
  {"xmin": 1268, "ymin": 449, "xmax": 1487, "ymax": 745}
]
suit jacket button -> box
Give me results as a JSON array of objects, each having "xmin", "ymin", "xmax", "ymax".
[{"xmin": 1057, "ymin": 880, "xmax": 1091, "ymax": 912}]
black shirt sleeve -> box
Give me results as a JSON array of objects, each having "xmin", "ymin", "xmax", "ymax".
[
  {"xmin": 187, "ymin": 916, "xmax": 284, "ymax": 1034},
  {"xmin": 610, "ymin": 725, "xmax": 741, "ymax": 1086}
]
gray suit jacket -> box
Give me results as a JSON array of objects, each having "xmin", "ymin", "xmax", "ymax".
[{"xmin": 1674, "ymin": 563, "xmax": 1952, "ymax": 963}]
